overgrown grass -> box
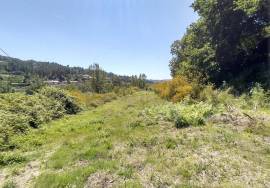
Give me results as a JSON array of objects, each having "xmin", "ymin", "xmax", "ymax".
[{"xmin": 0, "ymin": 91, "xmax": 269, "ymax": 187}]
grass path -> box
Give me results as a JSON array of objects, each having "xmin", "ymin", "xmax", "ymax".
[
  {"xmin": 1, "ymin": 91, "xmax": 270, "ymax": 187},
  {"xmin": 1, "ymin": 92, "xmax": 164, "ymax": 187}
]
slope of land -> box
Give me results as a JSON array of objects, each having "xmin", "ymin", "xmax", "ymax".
[{"xmin": 1, "ymin": 92, "xmax": 270, "ymax": 187}]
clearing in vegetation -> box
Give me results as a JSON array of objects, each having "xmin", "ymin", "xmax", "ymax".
[{"xmin": 1, "ymin": 91, "xmax": 269, "ymax": 187}]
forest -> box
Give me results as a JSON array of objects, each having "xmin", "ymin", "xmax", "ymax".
[
  {"xmin": 169, "ymin": 0, "xmax": 269, "ymax": 91},
  {"xmin": 0, "ymin": 0, "xmax": 269, "ymax": 187},
  {"xmin": 0, "ymin": 55, "xmax": 148, "ymax": 93}
]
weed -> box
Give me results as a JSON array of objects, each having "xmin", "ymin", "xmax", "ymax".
[
  {"xmin": 3, "ymin": 181, "xmax": 17, "ymax": 188},
  {"xmin": 0, "ymin": 153, "xmax": 26, "ymax": 166}
]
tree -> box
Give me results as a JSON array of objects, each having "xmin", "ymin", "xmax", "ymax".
[
  {"xmin": 138, "ymin": 74, "xmax": 147, "ymax": 89},
  {"xmin": 130, "ymin": 74, "xmax": 147, "ymax": 89},
  {"xmin": 169, "ymin": 19, "xmax": 218, "ymax": 84},
  {"xmin": 89, "ymin": 63, "xmax": 107, "ymax": 93},
  {"xmin": 170, "ymin": 0, "xmax": 270, "ymax": 91}
]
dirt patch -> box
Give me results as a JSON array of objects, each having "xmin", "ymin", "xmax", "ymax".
[
  {"xmin": 209, "ymin": 107, "xmax": 270, "ymax": 128},
  {"xmin": 84, "ymin": 172, "xmax": 120, "ymax": 188},
  {"xmin": 0, "ymin": 169, "xmax": 8, "ymax": 187},
  {"xmin": 74, "ymin": 160, "xmax": 89, "ymax": 168},
  {"xmin": 2, "ymin": 146, "xmax": 60, "ymax": 188},
  {"xmin": 209, "ymin": 109, "xmax": 256, "ymax": 127},
  {"xmin": 13, "ymin": 160, "xmax": 40, "ymax": 188},
  {"xmin": 136, "ymin": 165, "xmax": 155, "ymax": 188}
]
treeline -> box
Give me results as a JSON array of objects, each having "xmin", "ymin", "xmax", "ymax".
[
  {"xmin": 69, "ymin": 64, "xmax": 148, "ymax": 93},
  {"xmin": 0, "ymin": 55, "xmax": 84, "ymax": 81},
  {"xmin": 0, "ymin": 56, "xmax": 148, "ymax": 93},
  {"xmin": 169, "ymin": 0, "xmax": 269, "ymax": 92}
]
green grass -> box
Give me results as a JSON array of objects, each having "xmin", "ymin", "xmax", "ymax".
[{"xmin": 1, "ymin": 91, "xmax": 269, "ymax": 187}]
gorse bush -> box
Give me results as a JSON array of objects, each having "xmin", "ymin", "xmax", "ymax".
[
  {"xmin": 152, "ymin": 76, "xmax": 192, "ymax": 102},
  {"xmin": 0, "ymin": 87, "xmax": 81, "ymax": 151}
]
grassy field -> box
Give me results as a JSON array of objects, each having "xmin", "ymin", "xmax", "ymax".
[{"xmin": 1, "ymin": 91, "xmax": 270, "ymax": 187}]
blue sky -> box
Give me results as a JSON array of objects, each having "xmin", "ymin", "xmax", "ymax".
[{"xmin": 0, "ymin": 0, "xmax": 198, "ymax": 79}]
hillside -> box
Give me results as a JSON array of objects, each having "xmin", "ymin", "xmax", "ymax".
[
  {"xmin": 0, "ymin": 55, "xmax": 149, "ymax": 93},
  {"xmin": 0, "ymin": 55, "xmax": 148, "ymax": 83},
  {"xmin": 1, "ymin": 91, "xmax": 269, "ymax": 187}
]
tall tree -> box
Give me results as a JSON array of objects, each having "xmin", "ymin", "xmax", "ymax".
[
  {"xmin": 170, "ymin": 0, "xmax": 270, "ymax": 91},
  {"xmin": 89, "ymin": 63, "xmax": 107, "ymax": 93}
]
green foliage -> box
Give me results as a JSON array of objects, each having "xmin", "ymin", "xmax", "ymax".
[
  {"xmin": 249, "ymin": 83, "xmax": 270, "ymax": 109},
  {"xmin": 25, "ymin": 75, "xmax": 45, "ymax": 95},
  {"xmin": 196, "ymin": 83, "xmax": 270, "ymax": 111},
  {"xmin": 0, "ymin": 91, "xmax": 269, "ymax": 187},
  {"xmin": 39, "ymin": 87, "xmax": 81, "ymax": 114},
  {"xmin": 88, "ymin": 64, "xmax": 108, "ymax": 93},
  {"xmin": 0, "ymin": 57, "xmax": 150, "ymax": 94},
  {"xmin": 169, "ymin": 20, "xmax": 217, "ymax": 83},
  {"xmin": 234, "ymin": 0, "xmax": 261, "ymax": 15},
  {"xmin": 0, "ymin": 87, "xmax": 80, "ymax": 151},
  {"xmin": 142, "ymin": 102, "xmax": 214, "ymax": 128},
  {"xmin": 131, "ymin": 74, "xmax": 147, "ymax": 89},
  {"xmin": 175, "ymin": 116, "xmax": 190, "ymax": 129},
  {"xmin": 170, "ymin": 0, "xmax": 270, "ymax": 91},
  {"xmin": 0, "ymin": 153, "xmax": 26, "ymax": 166},
  {"xmin": 165, "ymin": 138, "xmax": 178, "ymax": 149},
  {"xmin": 146, "ymin": 84, "xmax": 269, "ymax": 130},
  {"xmin": 2, "ymin": 181, "xmax": 17, "ymax": 188}
]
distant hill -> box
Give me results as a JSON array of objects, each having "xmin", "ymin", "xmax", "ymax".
[
  {"xmin": 0, "ymin": 55, "xmax": 85, "ymax": 80},
  {"xmin": 148, "ymin": 79, "xmax": 171, "ymax": 83},
  {"xmin": 0, "ymin": 55, "xmax": 147, "ymax": 84}
]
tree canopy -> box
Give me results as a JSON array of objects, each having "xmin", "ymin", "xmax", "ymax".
[{"xmin": 170, "ymin": 0, "xmax": 269, "ymax": 91}]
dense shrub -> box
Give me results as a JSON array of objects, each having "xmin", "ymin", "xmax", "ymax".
[
  {"xmin": 0, "ymin": 152, "xmax": 26, "ymax": 166},
  {"xmin": 39, "ymin": 87, "xmax": 81, "ymax": 114},
  {"xmin": 0, "ymin": 87, "xmax": 81, "ymax": 151},
  {"xmin": 249, "ymin": 84, "xmax": 270, "ymax": 110},
  {"xmin": 152, "ymin": 76, "xmax": 192, "ymax": 102},
  {"xmin": 175, "ymin": 116, "xmax": 190, "ymax": 129},
  {"xmin": 146, "ymin": 83, "xmax": 269, "ymax": 129}
]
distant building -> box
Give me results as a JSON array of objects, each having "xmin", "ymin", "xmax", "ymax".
[
  {"xmin": 82, "ymin": 74, "xmax": 92, "ymax": 80},
  {"xmin": 45, "ymin": 80, "xmax": 79, "ymax": 85},
  {"xmin": 70, "ymin": 81, "xmax": 79, "ymax": 84},
  {"xmin": 44, "ymin": 80, "xmax": 60, "ymax": 85}
]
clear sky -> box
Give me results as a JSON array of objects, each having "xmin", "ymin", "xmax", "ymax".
[{"xmin": 0, "ymin": 0, "xmax": 198, "ymax": 79}]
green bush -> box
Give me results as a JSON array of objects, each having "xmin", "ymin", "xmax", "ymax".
[
  {"xmin": 175, "ymin": 116, "xmax": 190, "ymax": 129},
  {"xmin": 142, "ymin": 102, "xmax": 214, "ymax": 128},
  {"xmin": 0, "ymin": 152, "xmax": 26, "ymax": 166},
  {"xmin": 39, "ymin": 87, "xmax": 81, "ymax": 114},
  {"xmin": 0, "ymin": 87, "xmax": 81, "ymax": 151},
  {"xmin": 198, "ymin": 84, "xmax": 270, "ymax": 111},
  {"xmin": 249, "ymin": 84, "xmax": 269, "ymax": 110}
]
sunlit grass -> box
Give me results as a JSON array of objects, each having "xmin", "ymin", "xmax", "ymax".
[{"xmin": 1, "ymin": 91, "xmax": 269, "ymax": 187}]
